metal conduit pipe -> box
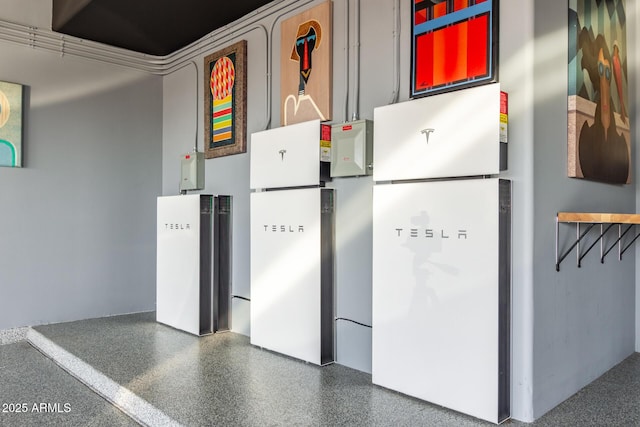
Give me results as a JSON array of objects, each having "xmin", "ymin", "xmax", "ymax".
[
  {"xmin": 351, "ymin": 0, "xmax": 360, "ymax": 121},
  {"xmin": 0, "ymin": 21, "xmax": 158, "ymax": 65},
  {"xmin": 164, "ymin": 24, "xmax": 268, "ymax": 75},
  {"xmin": 166, "ymin": 61, "xmax": 199, "ymax": 149},
  {"xmin": 0, "ymin": 22, "xmax": 163, "ymax": 73},
  {"xmin": 388, "ymin": 0, "xmax": 400, "ymax": 104},
  {"xmin": 0, "ymin": 35, "xmax": 157, "ymax": 73},
  {"xmin": 343, "ymin": 0, "xmax": 350, "ymax": 123}
]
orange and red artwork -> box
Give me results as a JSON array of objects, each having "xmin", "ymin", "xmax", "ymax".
[
  {"xmin": 280, "ymin": 0, "xmax": 332, "ymax": 126},
  {"xmin": 411, "ymin": 0, "xmax": 498, "ymax": 98},
  {"xmin": 204, "ymin": 40, "xmax": 247, "ymax": 159}
]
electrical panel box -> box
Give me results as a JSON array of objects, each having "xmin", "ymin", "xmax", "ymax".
[
  {"xmin": 330, "ymin": 120, "xmax": 373, "ymax": 177},
  {"xmin": 180, "ymin": 151, "xmax": 204, "ymax": 191}
]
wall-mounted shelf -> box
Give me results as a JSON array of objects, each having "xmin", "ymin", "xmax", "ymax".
[{"xmin": 555, "ymin": 212, "xmax": 640, "ymax": 271}]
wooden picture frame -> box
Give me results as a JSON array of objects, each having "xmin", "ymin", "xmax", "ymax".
[
  {"xmin": 568, "ymin": 0, "xmax": 630, "ymax": 184},
  {"xmin": 204, "ymin": 40, "xmax": 247, "ymax": 159},
  {"xmin": 280, "ymin": 0, "xmax": 332, "ymax": 126},
  {"xmin": 411, "ymin": 0, "xmax": 499, "ymax": 98},
  {"xmin": 0, "ymin": 81, "xmax": 24, "ymax": 168}
]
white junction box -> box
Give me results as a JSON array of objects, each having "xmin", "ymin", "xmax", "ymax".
[
  {"xmin": 157, "ymin": 194, "xmax": 232, "ymax": 336},
  {"xmin": 373, "ymin": 83, "xmax": 504, "ymax": 182},
  {"xmin": 250, "ymin": 187, "xmax": 335, "ymax": 365},
  {"xmin": 330, "ymin": 119, "xmax": 373, "ymax": 177},
  {"xmin": 372, "ymin": 178, "xmax": 511, "ymax": 423},
  {"xmin": 180, "ymin": 151, "xmax": 204, "ymax": 191}
]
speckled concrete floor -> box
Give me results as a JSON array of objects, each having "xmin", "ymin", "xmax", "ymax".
[
  {"xmin": 0, "ymin": 341, "xmax": 137, "ymax": 427},
  {"xmin": 2, "ymin": 312, "xmax": 638, "ymax": 426}
]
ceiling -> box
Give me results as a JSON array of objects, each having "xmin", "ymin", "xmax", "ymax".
[{"xmin": 52, "ymin": 0, "xmax": 275, "ymax": 56}]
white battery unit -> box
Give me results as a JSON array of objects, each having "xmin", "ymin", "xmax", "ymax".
[
  {"xmin": 180, "ymin": 151, "xmax": 204, "ymax": 191},
  {"xmin": 250, "ymin": 119, "xmax": 329, "ymax": 190},
  {"xmin": 330, "ymin": 120, "xmax": 373, "ymax": 177},
  {"xmin": 372, "ymin": 178, "xmax": 510, "ymax": 424},
  {"xmin": 373, "ymin": 83, "xmax": 503, "ymax": 181},
  {"xmin": 250, "ymin": 187, "xmax": 334, "ymax": 365},
  {"xmin": 156, "ymin": 194, "xmax": 232, "ymax": 336}
]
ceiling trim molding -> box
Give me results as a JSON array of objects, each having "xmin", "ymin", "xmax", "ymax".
[{"xmin": 0, "ymin": 0, "xmax": 318, "ymax": 75}]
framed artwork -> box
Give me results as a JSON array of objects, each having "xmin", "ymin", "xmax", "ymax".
[
  {"xmin": 280, "ymin": 0, "xmax": 332, "ymax": 126},
  {"xmin": 0, "ymin": 81, "xmax": 24, "ymax": 168},
  {"xmin": 568, "ymin": 0, "xmax": 630, "ymax": 184},
  {"xmin": 204, "ymin": 40, "xmax": 247, "ymax": 159},
  {"xmin": 411, "ymin": 0, "xmax": 499, "ymax": 98}
]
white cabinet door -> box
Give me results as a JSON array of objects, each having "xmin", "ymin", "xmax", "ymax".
[
  {"xmin": 250, "ymin": 188, "xmax": 323, "ymax": 364},
  {"xmin": 373, "ymin": 83, "xmax": 501, "ymax": 181},
  {"xmin": 372, "ymin": 178, "xmax": 509, "ymax": 423},
  {"xmin": 250, "ymin": 119, "xmax": 321, "ymax": 189},
  {"xmin": 156, "ymin": 195, "xmax": 203, "ymax": 336}
]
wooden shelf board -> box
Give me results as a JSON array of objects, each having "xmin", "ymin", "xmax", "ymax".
[{"xmin": 557, "ymin": 212, "xmax": 640, "ymax": 224}]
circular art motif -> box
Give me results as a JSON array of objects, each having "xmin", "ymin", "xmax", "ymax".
[
  {"xmin": 0, "ymin": 90, "xmax": 10, "ymax": 128},
  {"xmin": 211, "ymin": 56, "xmax": 235, "ymax": 100}
]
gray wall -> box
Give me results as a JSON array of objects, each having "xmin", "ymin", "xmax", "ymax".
[
  {"xmin": 499, "ymin": 0, "xmax": 536, "ymax": 420},
  {"xmin": 0, "ymin": 0, "xmax": 635, "ymax": 423},
  {"xmin": 0, "ymin": 43, "xmax": 162, "ymax": 329},
  {"xmin": 533, "ymin": 0, "xmax": 637, "ymax": 419}
]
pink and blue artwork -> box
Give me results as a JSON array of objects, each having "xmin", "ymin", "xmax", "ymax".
[{"xmin": 0, "ymin": 81, "xmax": 24, "ymax": 168}]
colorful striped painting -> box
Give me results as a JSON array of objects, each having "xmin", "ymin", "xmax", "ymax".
[
  {"xmin": 411, "ymin": 0, "xmax": 498, "ymax": 98},
  {"xmin": 204, "ymin": 40, "xmax": 247, "ymax": 159},
  {"xmin": 211, "ymin": 56, "xmax": 235, "ymax": 145}
]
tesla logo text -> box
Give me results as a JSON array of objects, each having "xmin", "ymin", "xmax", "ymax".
[
  {"xmin": 264, "ymin": 225, "xmax": 305, "ymax": 232},
  {"xmin": 395, "ymin": 228, "xmax": 468, "ymax": 239},
  {"xmin": 164, "ymin": 223, "xmax": 191, "ymax": 230}
]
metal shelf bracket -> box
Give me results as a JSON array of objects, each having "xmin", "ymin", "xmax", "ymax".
[{"xmin": 555, "ymin": 212, "xmax": 640, "ymax": 272}]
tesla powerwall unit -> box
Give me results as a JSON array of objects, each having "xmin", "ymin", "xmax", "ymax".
[
  {"xmin": 373, "ymin": 83, "xmax": 505, "ymax": 181},
  {"xmin": 157, "ymin": 194, "xmax": 232, "ymax": 336},
  {"xmin": 372, "ymin": 82, "xmax": 510, "ymax": 424},
  {"xmin": 250, "ymin": 119, "xmax": 330, "ymax": 189},
  {"xmin": 372, "ymin": 179, "xmax": 510, "ymax": 423},
  {"xmin": 250, "ymin": 120, "xmax": 335, "ymax": 365},
  {"xmin": 250, "ymin": 188, "xmax": 334, "ymax": 365}
]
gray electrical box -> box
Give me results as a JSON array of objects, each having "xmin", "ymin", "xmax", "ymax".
[
  {"xmin": 330, "ymin": 120, "xmax": 373, "ymax": 177},
  {"xmin": 180, "ymin": 151, "xmax": 204, "ymax": 191}
]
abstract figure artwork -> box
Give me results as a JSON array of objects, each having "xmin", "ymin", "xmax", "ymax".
[
  {"xmin": 0, "ymin": 81, "xmax": 24, "ymax": 168},
  {"xmin": 411, "ymin": 0, "xmax": 498, "ymax": 98},
  {"xmin": 569, "ymin": 0, "xmax": 630, "ymax": 184},
  {"xmin": 204, "ymin": 40, "xmax": 247, "ymax": 159},
  {"xmin": 280, "ymin": 0, "xmax": 332, "ymax": 126}
]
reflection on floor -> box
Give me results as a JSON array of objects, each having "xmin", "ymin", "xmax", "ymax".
[{"xmin": 0, "ymin": 312, "xmax": 638, "ymax": 426}]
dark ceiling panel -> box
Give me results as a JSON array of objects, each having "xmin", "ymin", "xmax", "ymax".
[{"xmin": 52, "ymin": 0, "xmax": 274, "ymax": 56}]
